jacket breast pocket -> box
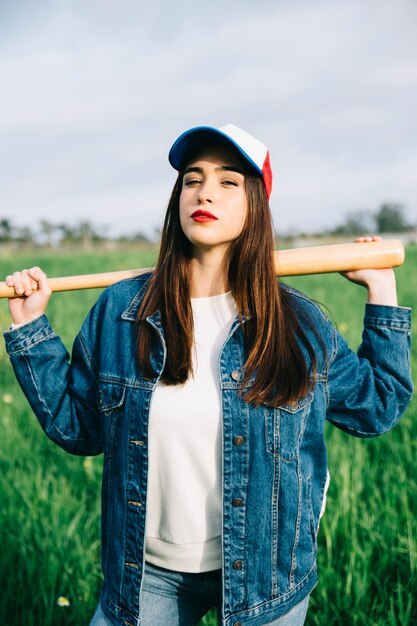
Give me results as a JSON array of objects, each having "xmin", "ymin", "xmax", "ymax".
[
  {"xmin": 98, "ymin": 382, "xmax": 127, "ymax": 450},
  {"xmin": 265, "ymin": 392, "xmax": 313, "ymax": 461}
]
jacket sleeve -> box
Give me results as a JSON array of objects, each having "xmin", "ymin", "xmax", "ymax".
[
  {"xmin": 326, "ymin": 303, "xmax": 413, "ymax": 437},
  {"xmin": 4, "ymin": 309, "xmax": 103, "ymax": 456}
]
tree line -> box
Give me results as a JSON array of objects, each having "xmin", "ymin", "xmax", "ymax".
[
  {"xmin": 0, "ymin": 219, "xmax": 152, "ymax": 247},
  {"xmin": 327, "ymin": 203, "xmax": 413, "ymax": 236},
  {"xmin": 0, "ymin": 203, "xmax": 413, "ymax": 247}
]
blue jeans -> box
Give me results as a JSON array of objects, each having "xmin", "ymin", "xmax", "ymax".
[{"xmin": 89, "ymin": 562, "xmax": 309, "ymax": 626}]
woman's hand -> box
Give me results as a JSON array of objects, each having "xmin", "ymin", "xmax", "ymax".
[
  {"xmin": 341, "ymin": 236, "xmax": 398, "ymax": 306},
  {"xmin": 5, "ymin": 267, "xmax": 52, "ymax": 325}
]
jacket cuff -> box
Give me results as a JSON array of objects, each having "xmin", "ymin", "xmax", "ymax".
[
  {"xmin": 364, "ymin": 303, "xmax": 412, "ymax": 331},
  {"xmin": 11, "ymin": 322, "xmax": 26, "ymax": 330},
  {"xmin": 3, "ymin": 314, "xmax": 55, "ymax": 354}
]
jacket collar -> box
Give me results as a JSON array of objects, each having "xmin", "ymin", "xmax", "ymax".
[
  {"xmin": 121, "ymin": 275, "xmax": 160, "ymax": 323},
  {"xmin": 121, "ymin": 274, "xmax": 250, "ymax": 328}
]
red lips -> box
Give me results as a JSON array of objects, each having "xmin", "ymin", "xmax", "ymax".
[{"xmin": 191, "ymin": 209, "xmax": 218, "ymax": 222}]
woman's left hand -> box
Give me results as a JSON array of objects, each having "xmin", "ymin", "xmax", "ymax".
[{"xmin": 341, "ymin": 236, "xmax": 398, "ymax": 306}]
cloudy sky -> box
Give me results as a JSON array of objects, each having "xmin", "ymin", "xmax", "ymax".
[{"xmin": 0, "ymin": 0, "xmax": 416, "ymax": 238}]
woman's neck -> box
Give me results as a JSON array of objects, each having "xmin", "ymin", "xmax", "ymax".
[{"xmin": 189, "ymin": 249, "xmax": 230, "ymax": 298}]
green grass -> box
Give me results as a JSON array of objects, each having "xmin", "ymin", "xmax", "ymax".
[{"xmin": 0, "ymin": 245, "xmax": 416, "ymax": 625}]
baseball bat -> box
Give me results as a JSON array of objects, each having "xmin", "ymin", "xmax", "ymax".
[{"xmin": 0, "ymin": 240, "xmax": 405, "ymax": 299}]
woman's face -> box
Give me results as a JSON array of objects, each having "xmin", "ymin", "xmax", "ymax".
[{"xmin": 179, "ymin": 144, "xmax": 247, "ymax": 255}]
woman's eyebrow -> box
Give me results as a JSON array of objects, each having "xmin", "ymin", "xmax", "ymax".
[
  {"xmin": 217, "ymin": 165, "xmax": 244, "ymax": 174},
  {"xmin": 183, "ymin": 166, "xmax": 202, "ymax": 175},
  {"xmin": 183, "ymin": 165, "xmax": 243, "ymax": 175}
]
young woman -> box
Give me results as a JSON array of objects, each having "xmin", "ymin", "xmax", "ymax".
[{"xmin": 4, "ymin": 124, "xmax": 413, "ymax": 626}]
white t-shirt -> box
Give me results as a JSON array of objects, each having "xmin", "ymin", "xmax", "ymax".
[{"xmin": 145, "ymin": 291, "xmax": 236, "ymax": 573}]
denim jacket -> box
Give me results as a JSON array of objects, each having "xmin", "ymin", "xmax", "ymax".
[{"xmin": 4, "ymin": 275, "xmax": 413, "ymax": 626}]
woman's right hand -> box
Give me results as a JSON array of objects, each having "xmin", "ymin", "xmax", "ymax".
[{"xmin": 5, "ymin": 267, "xmax": 52, "ymax": 325}]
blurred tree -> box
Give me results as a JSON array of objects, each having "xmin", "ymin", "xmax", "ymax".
[
  {"xmin": 14, "ymin": 226, "xmax": 35, "ymax": 245},
  {"xmin": 117, "ymin": 231, "xmax": 151, "ymax": 243},
  {"xmin": 78, "ymin": 221, "xmax": 105, "ymax": 250},
  {"xmin": 58, "ymin": 222, "xmax": 78, "ymax": 244},
  {"xmin": 374, "ymin": 203, "xmax": 411, "ymax": 233},
  {"xmin": 0, "ymin": 218, "xmax": 14, "ymax": 243},
  {"xmin": 330, "ymin": 210, "xmax": 375, "ymax": 235},
  {"xmin": 58, "ymin": 221, "xmax": 105, "ymax": 248},
  {"xmin": 38, "ymin": 220, "xmax": 61, "ymax": 247}
]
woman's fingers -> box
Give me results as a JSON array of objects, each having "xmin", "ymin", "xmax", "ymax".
[
  {"xmin": 5, "ymin": 271, "xmax": 26, "ymax": 296},
  {"xmin": 6, "ymin": 270, "xmax": 31, "ymax": 295},
  {"xmin": 6, "ymin": 266, "xmax": 52, "ymax": 326},
  {"xmin": 21, "ymin": 269, "xmax": 34, "ymax": 296},
  {"xmin": 29, "ymin": 267, "xmax": 51, "ymax": 295},
  {"xmin": 353, "ymin": 235, "xmax": 382, "ymax": 243},
  {"xmin": 5, "ymin": 267, "xmax": 50, "ymax": 297}
]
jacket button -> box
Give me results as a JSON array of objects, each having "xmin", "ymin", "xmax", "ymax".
[
  {"xmin": 231, "ymin": 370, "xmax": 241, "ymax": 381},
  {"xmin": 232, "ymin": 498, "xmax": 244, "ymax": 507},
  {"xmin": 233, "ymin": 559, "xmax": 243, "ymax": 570},
  {"xmin": 233, "ymin": 436, "xmax": 245, "ymax": 446}
]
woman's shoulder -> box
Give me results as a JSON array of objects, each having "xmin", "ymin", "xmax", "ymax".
[
  {"xmin": 280, "ymin": 283, "xmax": 328, "ymax": 321},
  {"xmin": 104, "ymin": 271, "xmax": 153, "ymax": 299},
  {"xmin": 280, "ymin": 283, "xmax": 336, "ymax": 359},
  {"xmin": 87, "ymin": 271, "xmax": 154, "ymax": 321}
]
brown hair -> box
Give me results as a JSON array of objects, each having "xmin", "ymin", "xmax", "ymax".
[{"xmin": 135, "ymin": 169, "xmax": 317, "ymax": 407}]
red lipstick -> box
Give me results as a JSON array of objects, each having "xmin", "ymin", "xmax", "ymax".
[{"xmin": 191, "ymin": 209, "xmax": 218, "ymax": 222}]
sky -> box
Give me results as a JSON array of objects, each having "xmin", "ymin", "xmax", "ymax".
[{"xmin": 0, "ymin": 0, "xmax": 416, "ymax": 238}]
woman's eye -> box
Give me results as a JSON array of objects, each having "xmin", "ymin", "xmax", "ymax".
[
  {"xmin": 222, "ymin": 179, "xmax": 238, "ymax": 187},
  {"xmin": 184, "ymin": 178, "xmax": 200, "ymax": 186}
]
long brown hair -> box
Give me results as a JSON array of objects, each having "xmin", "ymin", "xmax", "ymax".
[{"xmin": 135, "ymin": 168, "xmax": 317, "ymax": 407}]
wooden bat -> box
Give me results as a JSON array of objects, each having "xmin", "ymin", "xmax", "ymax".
[{"xmin": 0, "ymin": 239, "xmax": 405, "ymax": 299}]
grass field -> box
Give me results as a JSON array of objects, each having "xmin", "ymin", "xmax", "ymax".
[{"xmin": 0, "ymin": 244, "xmax": 416, "ymax": 626}]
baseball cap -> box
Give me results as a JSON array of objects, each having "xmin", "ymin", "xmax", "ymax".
[{"xmin": 168, "ymin": 124, "xmax": 273, "ymax": 198}]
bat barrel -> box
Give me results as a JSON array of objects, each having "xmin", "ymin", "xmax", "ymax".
[{"xmin": 273, "ymin": 239, "xmax": 405, "ymax": 276}]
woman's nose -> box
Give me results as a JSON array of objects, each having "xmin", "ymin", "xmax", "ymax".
[{"xmin": 198, "ymin": 184, "xmax": 213, "ymax": 204}]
